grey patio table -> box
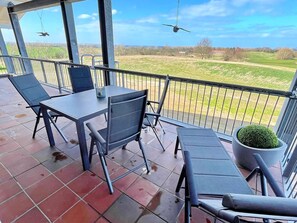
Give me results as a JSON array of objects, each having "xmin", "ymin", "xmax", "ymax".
[{"xmin": 40, "ymin": 86, "xmax": 135, "ymax": 171}]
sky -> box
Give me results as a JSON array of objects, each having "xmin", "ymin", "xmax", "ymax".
[{"xmin": 2, "ymin": 0, "xmax": 297, "ymax": 48}]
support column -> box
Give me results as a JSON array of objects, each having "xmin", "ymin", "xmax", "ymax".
[
  {"xmin": 98, "ymin": 0, "xmax": 116, "ymax": 85},
  {"xmin": 0, "ymin": 28, "xmax": 15, "ymax": 74},
  {"xmin": 8, "ymin": 3, "xmax": 33, "ymax": 73},
  {"xmin": 60, "ymin": 0, "xmax": 79, "ymax": 64}
]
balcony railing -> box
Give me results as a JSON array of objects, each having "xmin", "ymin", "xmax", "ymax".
[{"xmin": 1, "ymin": 55, "xmax": 297, "ymax": 197}]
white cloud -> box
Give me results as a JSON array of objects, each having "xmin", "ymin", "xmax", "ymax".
[
  {"xmin": 78, "ymin": 14, "xmax": 92, "ymax": 19},
  {"xmin": 51, "ymin": 8, "xmax": 59, "ymax": 13},
  {"xmin": 112, "ymin": 9, "xmax": 117, "ymax": 15},
  {"xmin": 181, "ymin": 0, "xmax": 231, "ymax": 18},
  {"xmin": 261, "ymin": 33, "xmax": 270, "ymax": 37},
  {"xmin": 136, "ymin": 16, "xmax": 159, "ymax": 24},
  {"xmin": 232, "ymin": 0, "xmax": 283, "ymax": 6},
  {"xmin": 76, "ymin": 20, "xmax": 99, "ymax": 33}
]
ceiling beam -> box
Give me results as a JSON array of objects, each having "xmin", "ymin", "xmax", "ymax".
[{"xmin": 8, "ymin": 0, "xmax": 80, "ymax": 13}]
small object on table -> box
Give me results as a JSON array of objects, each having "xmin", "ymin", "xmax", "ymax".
[{"xmin": 96, "ymin": 86, "xmax": 106, "ymax": 98}]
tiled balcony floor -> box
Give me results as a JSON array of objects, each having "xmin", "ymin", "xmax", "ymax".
[{"xmin": 0, "ymin": 77, "xmax": 284, "ymax": 223}]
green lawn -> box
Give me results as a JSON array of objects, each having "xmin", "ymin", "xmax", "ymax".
[{"xmin": 246, "ymin": 51, "xmax": 297, "ymax": 69}]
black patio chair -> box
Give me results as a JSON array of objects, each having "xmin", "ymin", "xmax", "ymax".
[
  {"xmin": 68, "ymin": 66, "xmax": 94, "ymax": 93},
  {"xmin": 86, "ymin": 90, "xmax": 150, "ymax": 194},
  {"xmin": 142, "ymin": 75, "xmax": 170, "ymax": 151},
  {"xmin": 8, "ymin": 73, "xmax": 67, "ymax": 142}
]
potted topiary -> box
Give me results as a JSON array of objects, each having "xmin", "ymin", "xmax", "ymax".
[{"xmin": 232, "ymin": 125, "xmax": 287, "ymax": 170}]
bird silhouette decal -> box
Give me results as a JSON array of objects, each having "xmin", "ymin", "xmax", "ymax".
[
  {"xmin": 163, "ymin": 0, "xmax": 190, "ymax": 33},
  {"xmin": 37, "ymin": 32, "xmax": 49, "ymax": 37}
]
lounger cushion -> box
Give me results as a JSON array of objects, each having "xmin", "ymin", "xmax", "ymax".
[{"xmin": 222, "ymin": 193, "xmax": 297, "ymax": 216}]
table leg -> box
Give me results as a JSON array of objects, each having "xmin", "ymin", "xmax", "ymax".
[
  {"xmin": 76, "ymin": 121, "xmax": 90, "ymax": 171},
  {"xmin": 41, "ymin": 106, "xmax": 55, "ymax": 146}
]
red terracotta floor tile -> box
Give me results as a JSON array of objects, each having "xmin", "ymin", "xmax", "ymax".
[
  {"xmin": 0, "ymin": 120, "xmax": 20, "ymax": 130},
  {"xmin": 0, "ymin": 164, "xmax": 12, "ymax": 184},
  {"xmin": 154, "ymin": 151, "xmax": 178, "ymax": 171},
  {"xmin": 13, "ymin": 134, "xmax": 42, "ymax": 147},
  {"xmin": 103, "ymin": 194, "xmax": 144, "ymax": 223},
  {"xmin": 113, "ymin": 170, "xmax": 138, "ymax": 192},
  {"xmin": 16, "ymin": 164, "xmax": 50, "ymax": 188},
  {"xmin": 0, "ymin": 178, "xmax": 22, "ymax": 203},
  {"xmin": 96, "ymin": 217, "xmax": 109, "ymax": 223},
  {"xmin": 0, "ymin": 192, "xmax": 34, "ymax": 223},
  {"xmin": 0, "ymin": 132, "xmax": 13, "ymax": 146},
  {"xmin": 90, "ymin": 158, "xmax": 122, "ymax": 180},
  {"xmin": 147, "ymin": 189, "xmax": 183, "ymax": 222},
  {"xmin": 55, "ymin": 201, "xmax": 100, "ymax": 223},
  {"xmin": 14, "ymin": 207, "xmax": 50, "ymax": 223},
  {"xmin": 54, "ymin": 161, "xmax": 84, "ymax": 184},
  {"xmin": 24, "ymin": 139, "xmax": 50, "ymax": 154},
  {"xmin": 7, "ymin": 156, "xmax": 39, "ymax": 177},
  {"xmin": 5, "ymin": 125, "xmax": 32, "ymax": 139},
  {"xmin": 0, "ymin": 140, "xmax": 20, "ymax": 153},
  {"xmin": 68, "ymin": 171, "xmax": 102, "ymax": 198},
  {"xmin": 38, "ymin": 186, "xmax": 80, "ymax": 222},
  {"xmin": 125, "ymin": 177, "xmax": 159, "ymax": 207},
  {"xmin": 26, "ymin": 175, "xmax": 64, "ymax": 204},
  {"xmin": 84, "ymin": 183, "xmax": 121, "ymax": 214},
  {"xmin": 0, "ymin": 148, "xmax": 29, "ymax": 167},
  {"xmin": 141, "ymin": 162, "xmax": 171, "ymax": 187}
]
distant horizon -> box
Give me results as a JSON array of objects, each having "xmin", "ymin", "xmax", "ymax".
[
  {"xmin": 2, "ymin": 0, "xmax": 297, "ymax": 48},
  {"xmin": 5, "ymin": 41, "xmax": 296, "ymax": 50}
]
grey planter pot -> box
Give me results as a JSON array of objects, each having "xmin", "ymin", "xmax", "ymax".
[{"xmin": 232, "ymin": 126, "xmax": 287, "ymax": 170}]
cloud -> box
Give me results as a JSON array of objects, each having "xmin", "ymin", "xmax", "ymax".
[
  {"xmin": 181, "ymin": 0, "xmax": 231, "ymax": 18},
  {"xmin": 231, "ymin": 0, "xmax": 283, "ymax": 7},
  {"xmin": 78, "ymin": 14, "xmax": 92, "ymax": 19},
  {"xmin": 136, "ymin": 16, "xmax": 159, "ymax": 24},
  {"xmin": 112, "ymin": 9, "xmax": 117, "ymax": 15},
  {"xmin": 76, "ymin": 20, "xmax": 99, "ymax": 33}
]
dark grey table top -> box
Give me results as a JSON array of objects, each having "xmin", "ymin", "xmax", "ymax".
[
  {"xmin": 177, "ymin": 127, "xmax": 253, "ymax": 196},
  {"xmin": 40, "ymin": 86, "xmax": 135, "ymax": 122}
]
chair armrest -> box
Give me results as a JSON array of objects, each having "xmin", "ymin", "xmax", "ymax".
[
  {"xmin": 222, "ymin": 193, "xmax": 297, "ymax": 216},
  {"xmin": 50, "ymin": 94, "xmax": 69, "ymax": 98},
  {"xmin": 26, "ymin": 104, "xmax": 40, "ymax": 108},
  {"xmin": 147, "ymin": 100, "xmax": 159, "ymax": 105},
  {"xmin": 86, "ymin": 122, "xmax": 106, "ymax": 145},
  {"xmin": 145, "ymin": 112, "xmax": 160, "ymax": 117}
]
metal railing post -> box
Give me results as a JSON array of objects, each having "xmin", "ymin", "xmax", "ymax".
[{"xmin": 54, "ymin": 62, "xmax": 63, "ymax": 93}]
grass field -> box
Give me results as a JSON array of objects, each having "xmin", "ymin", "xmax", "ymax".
[
  {"xmin": 116, "ymin": 55, "xmax": 295, "ymax": 91},
  {"xmin": 3, "ymin": 44, "xmax": 297, "ymax": 91}
]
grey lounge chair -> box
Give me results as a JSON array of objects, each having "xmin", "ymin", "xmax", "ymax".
[
  {"xmin": 86, "ymin": 90, "xmax": 150, "ymax": 194},
  {"xmin": 8, "ymin": 73, "xmax": 67, "ymax": 142},
  {"xmin": 142, "ymin": 75, "xmax": 170, "ymax": 151},
  {"xmin": 68, "ymin": 66, "xmax": 94, "ymax": 93},
  {"xmin": 178, "ymin": 151, "xmax": 297, "ymax": 222}
]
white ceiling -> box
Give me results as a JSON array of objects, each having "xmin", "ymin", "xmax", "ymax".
[{"xmin": 0, "ymin": 0, "xmax": 30, "ymax": 29}]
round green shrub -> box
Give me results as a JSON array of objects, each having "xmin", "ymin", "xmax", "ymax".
[{"xmin": 237, "ymin": 125, "xmax": 278, "ymax": 149}]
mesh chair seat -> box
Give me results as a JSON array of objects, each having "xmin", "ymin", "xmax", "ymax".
[
  {"xmin": 9, "ymin": 74, "xmax": 67, "ymax": 142},
  {"xmin": 87, "ymin": 90, "xmax": 150, "ymax": 194}
]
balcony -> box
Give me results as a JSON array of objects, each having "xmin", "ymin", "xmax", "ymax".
[{"xmin": 0, "ymin": 67, "xmax": 291, "ymax": 222}]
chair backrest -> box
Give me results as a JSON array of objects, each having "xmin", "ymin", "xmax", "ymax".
[
  {"xmin": 68, "ymin": 66, "xmax": 94, "ymax": 93},
  {"xmin": 106, "ymin": 90, "xmax": 148, "ymax": 151},
  {"xmin": 156, "ymin": 75, "xmax": 170, "ymax": 114},
  {"xmin": 8, "ymin": 73, "xmax": 50, "ymax": 115}
]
